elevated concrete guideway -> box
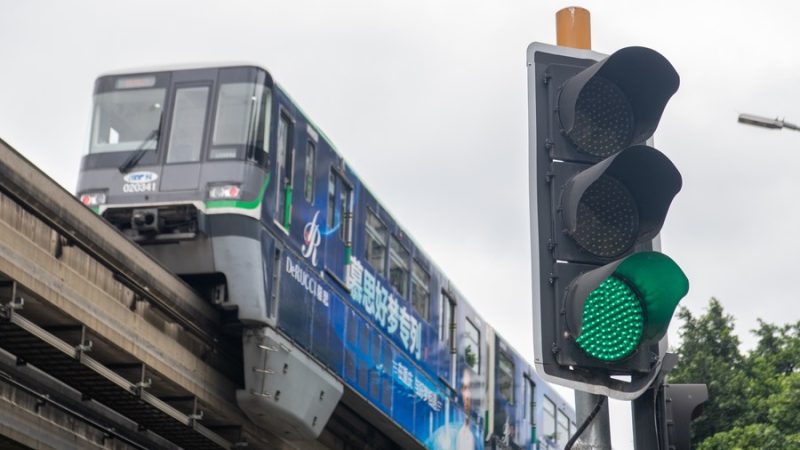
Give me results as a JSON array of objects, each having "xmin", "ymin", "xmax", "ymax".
[
  {"xmin": 0, "ymin": 138, "xmax": 403, "ymax": 450},
  {"xmin": 0, "ymin": 138, "xmax": 290, "ymax": 449},
  {"xmin": 0, "ymin": 139, "xmax": 221, "ymax": 349}
]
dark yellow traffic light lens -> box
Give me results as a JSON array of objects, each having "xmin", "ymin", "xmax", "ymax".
[
  {"xmin": 576, "ymin": 275, "xmax": 644, "ymax": 361},
  {"xmin": 573, "ymin": 175, "xmax": 639, "ymax": 258},
  {"xmin": 570, "ymin": 77, "xmax": 634, "ymax": 158}
]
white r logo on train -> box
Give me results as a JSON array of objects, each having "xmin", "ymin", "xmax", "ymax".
[{"xmin": 302, "ymin": 211, "xmax": 322, "ymax": 266}]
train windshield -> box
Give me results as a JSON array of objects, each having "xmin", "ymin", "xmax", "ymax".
[
  {"xmin": 90, "ymin": 87, "xmax": 165, "ymax": 153},
  {"xmin": 210, "ymin": 82, "xmax": 271, "ymax": 160}
]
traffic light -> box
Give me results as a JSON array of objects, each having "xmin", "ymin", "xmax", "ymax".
[
  {"xmin": 665, "ymin": 383, "xmax": 708, "ymax": 450},
  {"xmin": 528, "ymin": 43, "xmax": 688, "ymax": 399},
  {"xmin": 632, "ymin": 354, "xmax": 708, "ymax": 449}
]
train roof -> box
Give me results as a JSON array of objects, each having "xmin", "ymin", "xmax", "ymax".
[{"xmin": 98, "ymin": 62, "xmax": 270, "ymax": 78}]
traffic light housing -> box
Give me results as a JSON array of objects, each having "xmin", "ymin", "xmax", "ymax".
[
  {"xmin": 528, "ymin": 43, "xmax": 688, "ymax": 399},
  {"xmin": 665, "ymin": 383, "xmax": 708, "ymax": 450}
]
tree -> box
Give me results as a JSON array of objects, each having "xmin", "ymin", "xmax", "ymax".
[
  {"xmin": 671, "ymin": 300, "xmax": 800, "ymax": 448},
  {"xmin": 669, "ymin": 298, "xmax": 750, "ymax": 442},
  {"xmin": 696, "ymin": 423, "xmax": 789, "ymax": 450},
  {"xmin": 740, "ymin": 320, "xmax": 800, "ymax": 425},
  {"xmin": 767, "ymin": 372, "xmax": 800, "ymax": 438}
]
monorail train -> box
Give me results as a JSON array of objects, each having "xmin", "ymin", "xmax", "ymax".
[{"xmin": 76, "ymin": 64, "xmax": 575, "ymax": 449}]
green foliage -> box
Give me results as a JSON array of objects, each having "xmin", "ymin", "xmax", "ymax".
[
  {"xmin": 671, "ymin": 299, "xmax": 800, "ymax": 448},
  {"xmin": 751, "ymin": 320, "xmax": 800, "ymax": 375},
  {"xmin": 767, "ymin": 372, "xmax": 800, "ymax": 434},
  {"xmin": 696, "ymin": 423, "xmax": 793, "ymax": 450},
  {"xmin": 669, "ymin": 298, "xmax": 748, "ymax": 442}
]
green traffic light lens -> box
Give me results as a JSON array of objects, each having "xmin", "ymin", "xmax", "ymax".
[{"xmin": 576, "ymin": 275, "xmax": 644, "ymax": 361}]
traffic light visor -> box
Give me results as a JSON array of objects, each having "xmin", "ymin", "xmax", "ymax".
[
  {"xmin": 558, "ymin": 46, "xmax": 680, "ymax": 157},
  {"xmin": 561, "ymin": 145, "xmax": 682, "ymax": 259},
  {"xmin": 616, "ymin": 252, "xmax": 689, "ymax": 341}
]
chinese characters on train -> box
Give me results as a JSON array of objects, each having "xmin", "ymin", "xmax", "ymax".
[
  {"xmin": 348, "ymin": 257, "xmax": 423, "ymax": 360},
  {"xmin": 393, "ymin": 359, "xmax": 441, "ymax": 411}
]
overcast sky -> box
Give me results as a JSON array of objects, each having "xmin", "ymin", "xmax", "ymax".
[{"xmin": 2, "ymin": 1, "xmax": 799, "ymax": 448}]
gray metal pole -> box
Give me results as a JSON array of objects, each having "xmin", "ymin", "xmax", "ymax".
[
  {"xmin": 573, "ymin": 391, "xmax": 612, "ymax": 450},
  {"xmin": 632, "ymin": 385, "xmax": 664, "ymax": 450}
]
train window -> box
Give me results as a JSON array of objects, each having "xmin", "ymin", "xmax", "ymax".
[
  {"xmin": 167, "ymin": 86, "xmax": 210, "ymax": 163},
  {"xmin": 411, "ymin": 261, "xmax": 430, "ymax": 321},
  {"xmin": 304, "ymin": 140, "xmax": 315, "ymax": 203},
  {"xmin": 325, "ymin": 169, "xmax": 353, "ymax": 256},
  {"xmin": 339, "ymin": 183, "xmax": 352, "ymax": 242},
  {"xmin": 464, "ymin": 318, "xmax": 480, "ymax": 373},
  {"xmin": 90, "ymin": 87, "xmax": 166, "ymax": 153},
  {"xmin": 275, "ymin": 112, "xmax": 293, "ymax": 230},
  {"xmin": 365, "ymin": 211, "xmax": 387, "ymax": 277},
  {"xmin": 327, "ymin": 171, "xmax": 336, "ymax": 230},
  {"xmin": 523, "ymin": 377, "xmax": 528, "ymax": 418},
  {"xmin": 211, "ymin": 82, "xmax": 270, "ymax": 159},
  {"xmin": 525, "ymin": 376, "xmax": 536, "ymax": 424},
  {"xmin": 498, "ymin": 351, "xmax": 514, "ymax": 403},
  {"xmin": 441, "ymin": 292, "xmax": 457, "ymax": 386},
  {"xmin": 388, "ymin": 237, "xmax": 409, "ymax": 298},
  {"xmin": 557, "ymin": 410, "xmax": 570, "ymax": 449},
  {"xmin": 440, "ymin": 292, "xmax": 456, "ymax": 347},
  {"xmin": 543, "ymin": 396, "xmax": 556, "ymax": 441}
]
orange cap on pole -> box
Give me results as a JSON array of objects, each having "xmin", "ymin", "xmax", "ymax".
[{"xmin": 556, "ymin": 7, "xmax": 591, "ymax": 50}]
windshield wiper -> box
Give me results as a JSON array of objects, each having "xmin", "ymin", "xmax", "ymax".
[{"xmin": 119, "ymin": 128, "xmax": 160, "ymax": 174}]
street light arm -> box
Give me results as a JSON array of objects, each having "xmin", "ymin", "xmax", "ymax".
[
  {"xmin": 783, "ymin": 121, "xmax": 800, "ymax": 131},
  {"xmin": 738, "ymin": 113, "xmax": 800, "ymax": 131}
]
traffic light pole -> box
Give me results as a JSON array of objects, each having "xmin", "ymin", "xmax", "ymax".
[
  {"xmin": 632, "ymin": 353, "xmax": 676, "ymax": 449},
  {"xmin": 554, "ymin": 8, "xmax": 613, "ymax": 450},
  {"xmin": 574, "ymin": 391, "xmax": 612, "ymax": 449}
]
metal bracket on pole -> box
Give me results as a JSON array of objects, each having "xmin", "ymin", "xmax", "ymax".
[{"xmin": 632, "ymin": 352, "xmax": 679, "ymax": 450}]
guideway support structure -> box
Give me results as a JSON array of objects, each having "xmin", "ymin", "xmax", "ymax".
[{"xmin": 0, "ymin": 137, "xmax": 288, "ymax": 449}]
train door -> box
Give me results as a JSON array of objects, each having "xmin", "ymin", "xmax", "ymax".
[
  {"xmin": 274, "ymin": 109, "xmax": 294, "ymax": 231},
  {"xmin": 160, "ymin": 69, "xmax": 215, "ymax": 192},
  {"xmin": 324, "ymin": 167, "xmax": 352, "ymax": 284},
  {"xmin": 266, "ymin": 236, "xmax": 282, "ymax": 320}
]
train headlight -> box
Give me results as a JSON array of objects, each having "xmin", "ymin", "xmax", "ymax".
[
  {"xmin": 208, "ymin": 184, "xmax": 242, "ymax": 200},
  {"xmin": 79, "ymin": 191, "xmax": 107, "ymax": 206}
]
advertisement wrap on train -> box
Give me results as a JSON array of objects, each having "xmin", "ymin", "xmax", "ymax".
[{"xmin": 76, "ymin": 64, "xmax": 575, "ymax": 449}]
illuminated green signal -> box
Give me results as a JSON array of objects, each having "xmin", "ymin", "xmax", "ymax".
[
  {"xmin": 567, "ymin": 252, "xmax": 689, "ymax": 364},
  {"xmin": 576, "ymin": 276, "xmax": 644, "ymax": 361}
]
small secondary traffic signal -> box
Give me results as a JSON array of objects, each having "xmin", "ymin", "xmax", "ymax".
[
  {"xmin": 528, "ymin": 43, "xmax": 688, "ymax": 399},
  {"xmin": 665, "ymin": 383, "xmax": 708, "ymax": 450}
]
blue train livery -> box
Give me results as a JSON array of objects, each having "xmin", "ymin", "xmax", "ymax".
[{"xmin": 76, "ymin": 64, "xmax": 575, "ymax": 449}]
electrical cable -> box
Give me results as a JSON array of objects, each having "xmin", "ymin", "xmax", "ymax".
[
  {"xmin": 564, "ymin": 395, "xmax": 606, "ymax": 450},
  {"xmin": 653, "ymin": 384, "xmax": 663, "ymax": 450}
]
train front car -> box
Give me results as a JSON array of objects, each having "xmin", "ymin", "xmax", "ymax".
[
  {"xmin": 76, "ymin": 65, "xmax": 345, "ymax": 442},
  {"xmin": 77, "ymin": 66, "xmax": 279, "ymax": 321}
]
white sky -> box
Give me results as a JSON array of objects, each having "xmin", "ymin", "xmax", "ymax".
[{"xmin": 3, "ymin": 1, "xmax": 800, "ymax": 448}]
